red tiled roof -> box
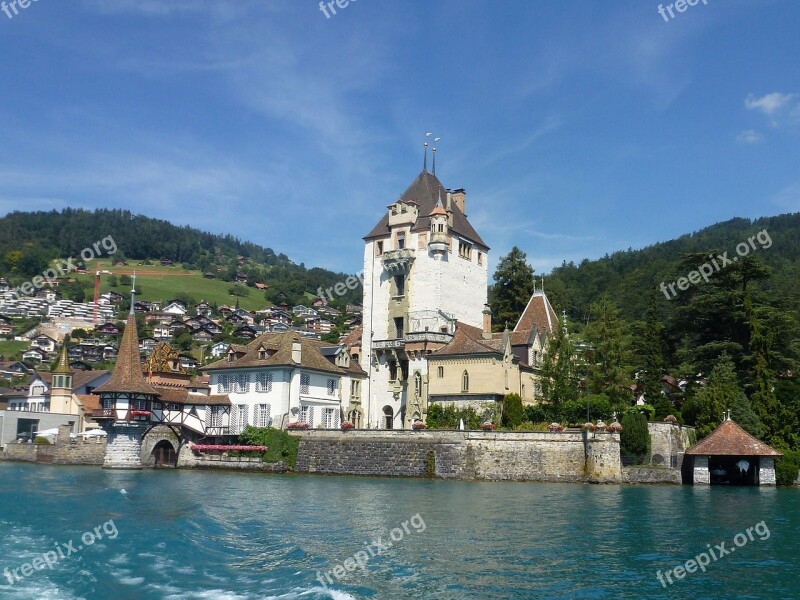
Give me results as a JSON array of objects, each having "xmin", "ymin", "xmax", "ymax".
[
  {"xmin": 432, "ymin": 322, "xmax": 504, "ymax": 357},
  {"xmin": 94, "ymin": 314, "xmax": 160, "ymax": 396},
  {"xmin": 514, "ymin": 292, "xmax": 558, "ymax": 334},
  {"xmin": 686, "ymin": 419, "xmax": 783, "ymax": 457}
]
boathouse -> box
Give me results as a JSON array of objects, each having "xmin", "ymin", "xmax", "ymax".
[{"xmin": 685, "ymin": 416, "xmax": 782, "ymax": 486}]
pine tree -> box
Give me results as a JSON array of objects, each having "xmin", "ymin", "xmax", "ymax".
[
  {"xmin": 541, "ymin": 312, "xmax": 578, "ymax": 409},
  {"xmin": 745, "ymin": 294, "xmax": 778, "ymax": 439},
  {"xmin": 489, "ymin": 247, "xmax": 535, "ymax": 332},
  {"xmin": 502, "ymin": 393, "xmax": 523, "ymax": 428},
  {"xmin": 634, "ymin": 289, "xmax": 666, "ymax": 407},
  {"xmin": 620, "ymin": 412, "xmax": 651, "ymax": 464},
  {"xmin": 583, "ymin": 294, "xmax": 632, "ymax": 412}
]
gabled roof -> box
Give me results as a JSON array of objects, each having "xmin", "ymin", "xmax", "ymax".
[
  {"xmin": 514, "ymin": 292, "xmax": 558, "ymax": 335},
  {"xmin": 431, "ymin": 322, "xmax": 506, "ymax": 358},
  {"xmin": 364, "ymin": 171, "xmax": 488, "ymax": 248},
  {"xmin": 686, "ymin": 419, "xmax": 783, "ymax": 457},
  {"xmin": 203, "ymin": 332, "xmax": 365, "ymax": 377},
  {"xmin": 94, "ymin": 314, "xmax": 160, "ymax": 396}
]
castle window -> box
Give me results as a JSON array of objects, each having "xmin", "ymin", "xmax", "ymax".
[
  {"xmin": 376, "ymin": 241, "xmax": 384, "ymax": 256},
  {"xmin": 478, "ymin": 252, "xmax": 483, "ymax": 266},
  {"xmin": 414, "ymin": 372, "xmax": 422, "ymax": 398},
  {"xmin": 438, "ymin": 366, "xmax": 444, "ymax": 378},
  {"xmin": 462, "ymin": 370, "xmax": 469, "ymax": 393},
  {"xmin": 394, "ymin": 274, "xmax": 405, "ymax": 297},
  {"xmin": 388, "ymin": 361, "xmax": 398, "ymax": 382},
  {"xmin": 397, "ymin": 234, "xmax": 405, "ymax": 250},
  {"xmin": 458, "ymin": 242, "xmax": 473, "ymax": 260}
]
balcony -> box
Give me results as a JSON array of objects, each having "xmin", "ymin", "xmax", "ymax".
[
  {"xmin": 381, "ymin": 249, "xmax": 415, "ymax": 273},
  {"xmin": 91, "ymin": 409, "xmax": 115, "ymax": 420}
]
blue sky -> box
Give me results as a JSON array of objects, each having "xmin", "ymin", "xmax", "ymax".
[{"xmin": 0, "ymin": 0, "xmax": 797, "ymax": 276}]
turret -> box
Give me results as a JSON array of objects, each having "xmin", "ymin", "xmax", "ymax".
[{"xmin": 428, "ymin": 197, "xmax": 449, "ymax": 258}]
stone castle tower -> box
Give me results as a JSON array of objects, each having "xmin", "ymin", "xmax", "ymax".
[{"xmin": 361, "ymin": 169, "xmax": 489, "ymax": 429}]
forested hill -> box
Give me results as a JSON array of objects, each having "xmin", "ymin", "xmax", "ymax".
[
  {"xmin": 543, "ymin": 212, "xmax": 800, "ymax": 323},
  {"xmin": 0, "ymin": 208, "xmax": 360, "ymax": 305}
]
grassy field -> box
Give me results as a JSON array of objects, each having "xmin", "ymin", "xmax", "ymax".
[
  {"xmin": 0, "ymin": 340, "xmax": 27, "ymax": 360},
  {"xmin": 75, "ymin": 262, "xmax": 269, "ymax": 312}
]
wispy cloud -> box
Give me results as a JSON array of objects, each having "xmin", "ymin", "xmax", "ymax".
[
  {"xmin": 745, "ymin": 92, "xmax": 799, "ymax": 128},
  {"xmin": 736, "ymin": 129, "xmax": 764, "ymax": 144}
]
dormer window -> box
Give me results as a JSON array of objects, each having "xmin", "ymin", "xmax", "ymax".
[{"xmin": 227, "ymin": 351, "xmax": 236, "ymax": 362}]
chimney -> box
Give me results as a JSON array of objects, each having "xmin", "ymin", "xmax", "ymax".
[
  {"xmin": 292, "ymin": 338, "xmax": 302, "ymax": 363},
  {"xmin": 482, "ymin": 304, "xmax": 492, "ymax": 339},
  {"xmin": 451, "ymin": 188, "xmax": 466, "ymax": 215},
  {"xmin": 445, "ymin": 191, "xmax": 454, "ymax": 227}
]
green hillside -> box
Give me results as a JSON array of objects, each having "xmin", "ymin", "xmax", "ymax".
[
  {"xmin": 0, "ymin": 208, "xmax": 361, "ymax": 307},
  {"xmin": 73, "ymin": 264, "xmax": 268, "ymax": 312}
]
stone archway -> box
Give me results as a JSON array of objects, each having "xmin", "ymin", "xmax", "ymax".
[
  {"xmin": 141, "ymin": 425, "xmax": 182, "ymax": 468},
  {"xmin": 151, "ymin": 440, "xmax": 177, "ymax": 467}
]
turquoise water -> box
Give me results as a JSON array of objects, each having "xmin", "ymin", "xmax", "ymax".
[{"xmin": 0, "ymin": 463, "xmax": 797, "ymax": 599}]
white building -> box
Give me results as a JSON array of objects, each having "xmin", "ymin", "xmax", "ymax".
[
  {"xmin": 203, "ymin": 333, "xmax": 366, "ymax": 431},
  {"xmin": 361, "ymin": 169, "xmax": 489, "ymax": 429}
]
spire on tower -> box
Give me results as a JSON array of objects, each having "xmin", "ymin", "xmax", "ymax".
[
  {"xmin": 423, "ymin": 132, "xmax": 433, "ymax": 172},
  {"xmin": 130, "ymin": 271, "xmax": 136, "ymax": 315}
]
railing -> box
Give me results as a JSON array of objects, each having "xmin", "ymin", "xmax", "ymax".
[
  {"xmin": 91, "ymin": 409, "xmax": 115, "ymax": 419},
  {"xmin": 372, "ymin": 338, "xmax": 406, "ymax": 350}
]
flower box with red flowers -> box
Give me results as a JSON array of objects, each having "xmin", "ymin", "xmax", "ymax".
[
  {"xmin": 548, "ymin": 423, "xmax": 565, "ymax": 432},
  {"xmin": 606, "ymin": 423, "xmax": 623, "ymax": 433},
  {"xmin": 481, "ymin": 423, "xmax": 497, "ymax": 431},
  {"xmin": 340, "ymin": 421, "xmax": 355, "ymax": 430},
  {"xmin": 412, "ymin": 422, "xmax": 427, "ymax": 430},
  {"xmin": 130, "ymin": 410, "xmax": 151, "ymax": 417},
  {"xmin": 287, "ymin": 422, "xmax": 311, "ymax": 430}
]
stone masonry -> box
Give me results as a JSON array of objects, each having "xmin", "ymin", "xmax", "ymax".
[{"xmin": 293, "ymin": 430, "xmax": 622, "ymax": 483}]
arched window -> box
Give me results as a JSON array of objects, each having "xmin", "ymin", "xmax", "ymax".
[
  {"xmin": 437, "ymin": 366, "xmax": 444, "ymax": 378},
  {"xmin": 414, "ymin": 372, "xmax": 422, "ymax": 398},
  {"xmin": 383, "ymin": 406, "xmax": 394, "ymax": 430},
  {"xmin": 462, "ymin": 370, "xmax": 469, "ymax": 393}
]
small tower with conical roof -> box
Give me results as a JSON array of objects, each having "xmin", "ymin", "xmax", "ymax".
[
  {"xmin": 93, "ymin": 282, "xmax": 161, "ymax": 469},
  {"xmin": 50, "ymin": 344, "xmax": 74, "ymax": 414}
]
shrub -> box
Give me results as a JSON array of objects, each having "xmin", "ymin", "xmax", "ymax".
[
  {"xmin": 34, "ymin": 436, "xmax": 52, "ymax": 445},
  {"xmin": 340, "ymin": 421, "xmax": 355, "ymax": 430},
  {"xmin": 238, "ymin": 426, "xmax": 300, "ymax": 468},
  {"xmin": 502, "ymin": 394, "xmax": 524, "ymax": 428},
  {"xmin": 775, "ymin": 449, "xmax": 800, "ymax": 486},
  {"xmin": 620, "ymin": 412, "xmax": 651, "ymax": 464},
  {"xmin": 426, "ymin": 403, "xmax": 483, "ymax": 429}
]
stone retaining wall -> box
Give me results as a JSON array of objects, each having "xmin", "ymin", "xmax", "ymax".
[
  {"xmin": 176, "ymin": 445, "xmax": 287, "ymax": 472},
  {"xmin": 293, "ymin": 430, "xmax": 622, "ymax": 483},
  {"xmin": 1, "ymin": 425, "xmax": 105, "ymax": 465},
  {"xmin": 622, "ymin": 466, "xmax": 682, "ymax": 485}
]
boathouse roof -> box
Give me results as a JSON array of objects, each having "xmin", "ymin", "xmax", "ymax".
[{"xmin": 686, "ymin": 418, "xmax": 782, "ymax": 457}]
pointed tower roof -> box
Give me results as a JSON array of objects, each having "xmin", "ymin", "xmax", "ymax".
[
  {"xmin": 94, "ymin": 314, "xmax": 160, "ymax": 396},
  {"xmin": 53, "ymin": 344, "xmax": 71, "ymax": 375},
  {"xmin": 364, "ymin": 170, "xmax": 487, "ymax": 248},
  {"xmin": 429, "ymin": 197, "xmax": 447, "ymax": 217},
  {"xmin": 514, "ymin": 291, "xmax": 559, "ymax": 335}
]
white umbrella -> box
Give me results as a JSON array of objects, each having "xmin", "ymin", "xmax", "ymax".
[
  {"xmin": 79, "ymin": 429, "xmax": 107, "ymax": 438},
  {"xmin": 33, "ymin": 428, "xmax": 60, "ymax": 437},
  {"xmin": 459, "ymin": 419, "xmax": 465, "ymax": 431}
]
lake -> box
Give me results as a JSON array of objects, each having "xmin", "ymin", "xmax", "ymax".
[{"xmin": 0, "ymin": 463, "xmax": 797, "ymax": 599}]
